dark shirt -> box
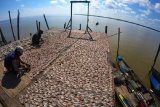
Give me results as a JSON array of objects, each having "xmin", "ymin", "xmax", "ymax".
[
  {"xmin": 32, "ymin": 33, "xmax": 41, "ymax": 45},
  {"xmin": 4, "ymin": 50, "xmax": 18, "ymax": 71},
  {"xmin": 5, "ymin": 51, "xmax": 16, "ymax": 62}
]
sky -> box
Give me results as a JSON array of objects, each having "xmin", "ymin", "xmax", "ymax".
[{"xmin": 0, "ymin": 0, "xmax": 160, "ymax": 29}]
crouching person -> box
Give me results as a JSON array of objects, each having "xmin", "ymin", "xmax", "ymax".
[
  {"xmin": 4, "ymin": 46, "xmax": 30, "ymax": 76},
  {"xmin": 32, "ymin": 30, "xmax": 43, "ymax": 47}
]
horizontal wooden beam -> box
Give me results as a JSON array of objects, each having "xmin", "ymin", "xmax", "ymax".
[{"xmin": 70, "ymin": 1, "xmax": 90, "ymax": 3}]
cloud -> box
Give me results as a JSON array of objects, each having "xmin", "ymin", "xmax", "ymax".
[
  {"xmin": 103, "ymin": 0, "xmax": 136, "ymax": 16},
  {"xmin": 7, "ymin": 0, "xmax": 159, "ymax": 30},
  {"xmin": 50, "ymin": 0, "xmax": 67, "ymax": 5},
  {"xmin": 50, "ymin": 0, "xmax": 57, "ymax": 4},
  {"xmin": 48, "ymin": 0, "xmax": 147, "ymax": 20},
  {"xmin": 121, "ymin": 0, "xmax": 160, "ymax": 14},
  {"xmin": 59, "ymin": 0, "xmax": 67, "ymax": 4},
  {"xmin": 155, "ymin": 3, "xmax": 160, "ymax": 9},
  {"xmin": 120, "ymin": 0, "xmax": 151, "ymax": 7},
  {"xmin": 154, "ymin": 3, "xmax": 160, "ymax": 13},
  {"xmin": 139, "ymin": 9, "xmax": 151, "ymax": 17}
]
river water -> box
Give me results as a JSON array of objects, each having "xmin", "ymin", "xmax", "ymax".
[{"xmin": 0, "ymin": 15, "xmax": 160, "ymax": 105}]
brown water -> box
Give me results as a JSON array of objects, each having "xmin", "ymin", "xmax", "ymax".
[
  {"xmin": 108, "ymin": 32, "xmax": 160, "ymax": 106},
  {"xmin": 93, "ymin": 17, "xmax": 160, "ymax": 91}
]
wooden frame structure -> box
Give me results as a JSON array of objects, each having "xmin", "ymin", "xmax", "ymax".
[{"xmin": 65, "ymin": 1, "xmax": 93, "ymax": 40}]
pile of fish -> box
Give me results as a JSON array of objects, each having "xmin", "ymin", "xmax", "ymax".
[
  {"xmin": 18, "ymin": 29, "xmax": 114, "ymax": 107},
  {"xmin": 21, "ymin": 31, "xmax": 80, "ymax": 79}
]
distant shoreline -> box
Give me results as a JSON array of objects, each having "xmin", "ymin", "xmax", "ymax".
[
  {"xmin": 75, "ymin": 14, "xmax": 160, "ymax": 33},
  {"xmin": 0, "ymin": 15, "xmax": 70, "ymax": 22}
]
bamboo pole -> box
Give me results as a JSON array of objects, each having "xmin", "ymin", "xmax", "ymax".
[
  {"xmin": 8, "ymin": 11, "xmax": 16, "ymax": 41},
  {"xmin": 43, "ymin": 14, "xmax": 49, "ymax": 30},
  {"xmin": 116, "ymin": 28, "xmax": 120, "ymax": 59},
  {"xmin": 38, "ymin": 21, "xmax": 40, "ymax": 31},
  {"xmin": 64, "ymin": 22, "xmax": 66, "ymax": 29},
  {"xmin": 0, "ymin": 27, "xmax": 7, "ymax": 45},
  {"xmin": 36, "ymin": 20, "xmax": 39, "ymax": 32},
  {"xmin": 105, "ymin": 26, "xmax": 108, "ymax": 34},
  {"xmin": 79, "ymin": 24, "xmax": 81, "ymax": 30},
  {"xmin": 17, "ymin": 10, "xmax": 20, "ymax": 40}
]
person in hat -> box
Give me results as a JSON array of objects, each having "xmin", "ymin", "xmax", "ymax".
[
  {"xmin": 32, "ymin": 30, "xmax": 43, "ymax": 47},
  {"xmin": 4, "ymin": 46, "xmax": 30, "ymax": 74}
]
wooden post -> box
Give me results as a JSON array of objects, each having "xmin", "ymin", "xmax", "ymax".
[
  {"xmin": 64, "ymin": 22, "xmax": 66, "ymax": 29},
  {"xmin": 43, "ymin": 14, "xmax": 49, "ymax": 30},
  {"xmin": 105, "ymin": 26, "xmax": 108, "ymax": 34},
  {"xmin": 65, "ymin": 19, "xmax": 71, "ymax": 31},
  {"xmin": 38, "ymin": 21, "xmax": 40, "ymax": 31},
  {"xmin": 36, "ymin": 20, "xmax": 39, "ymax": 32},
  {"xmin": 17, "ymin": 10, "xmax": 20, "ymax": 40},
  {"xmin": 68, "ymin": 2, "xmax": 73, "ymax": 37},
  {"xmin": 0, "ymin": 27, "xmax": 7, "ymax": 45},
  {"xmin": 116, "ymin": 28, "xmax": 120, "ymax": 58},
  {"xmin": 79, "ymin": 24, "xmax": 81, "ymax": 30},
  {"xmin": 8, "ymin": 11, "xmax": 16, "ymax": 41}
]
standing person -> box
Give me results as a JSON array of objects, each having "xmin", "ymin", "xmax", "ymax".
[{"xmin": 4, "ymin": 46, "xmax": 30, "ymax": 74}]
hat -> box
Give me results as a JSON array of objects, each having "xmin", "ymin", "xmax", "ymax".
[{"xmin": 15, "ymin": 46, "xmax": 24, "ymax": 54}]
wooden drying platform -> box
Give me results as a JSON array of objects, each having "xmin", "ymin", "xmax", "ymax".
[{"xmin": 0, "ymin": 28, "xmax": 114, "ymax": 107}]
